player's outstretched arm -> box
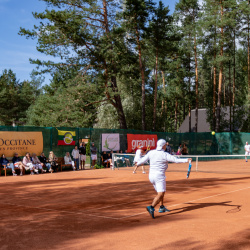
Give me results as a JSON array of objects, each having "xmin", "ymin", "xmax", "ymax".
[{"xmin": 166, "ymin": 153, "xmax": 190, "ymax": 164}]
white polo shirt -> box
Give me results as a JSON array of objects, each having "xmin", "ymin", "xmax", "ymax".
[{"xmin": 137, "ymin": 149, "xmax": 188, "ymax": 176}]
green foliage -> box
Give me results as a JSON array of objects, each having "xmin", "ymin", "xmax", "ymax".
[
  {"xmin": 0, "ymin": 69, "xmax": 41, "ymax": 125},
  {"xmin": 94, "ymin": 164, "xmax": 105, "ymax": 169},
  {"xmin": 12, "ymin": 0, "xmax": 249, "ymax": 132}
]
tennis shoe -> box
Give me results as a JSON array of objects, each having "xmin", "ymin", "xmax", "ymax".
[
  {"xmin": 133, "ymin": 171, "xmax": 136, "ymax": 174},
  {"xmin": 146, "ymin": 206, "xmax": 155, "ymax": 219},
  {"xmin": 142, "ymin": 171, "xmax": 146, "ymax": 174},
  {"xmin": 158, "ymin": 206, "xmax": 171, "ymax": 213}
]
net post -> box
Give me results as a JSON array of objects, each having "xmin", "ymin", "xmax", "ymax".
[{"xmin": 196, "ymin": 157, "xmax": 198, "ymax": 172}]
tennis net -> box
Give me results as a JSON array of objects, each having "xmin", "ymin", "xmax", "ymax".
[{"xmin": 112, "ymin": 153, "xmax": 249, "ymax": 174}]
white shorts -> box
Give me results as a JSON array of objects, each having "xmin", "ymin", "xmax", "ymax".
[
  {"xmin": 80, "ymin": 155, "xmax": 86, "ymax": 161},
  {"xmin": 91, "ymin": 154, "xmax": 97, "ymax": 160},
  {"xmin": 26, "ymin": 162, "xmax": 34, "ymax": 170},
  {"xmin": 34, "ymin": 163, "xmax": 43, "ymax": 170},
  {"xmin": 245, "ymin": 151, "xmax": 250, "ymax": 156},
  {"xmin": 149, "ymin": 174, "xmax": 166, "ymax": 193}
]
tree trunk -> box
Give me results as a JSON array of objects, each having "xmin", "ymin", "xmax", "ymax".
[
  {"xmin": 233, "ymin": 30, "xmax": 236, "ymax": 131},
  {"xmin": 213, "ymin": 61, "xmax": 217, "ymax": 131},
  {"xmin": 161, "ymin": 71, "xmax": 167, "ymax": 132},
  {"xmin": 248, "ymin": 0, "xmax": 250, "ymax": 108},
  {"xmin": 136, "ymin": 27, "xmax": 146, "ymax": 130},
  {"xmin": 175, "ymin": 98, "xmax": 178, "ymax": 132},
  {"xmin": 194, "ymin": 35, "xmax": 199, "ymax": 133},
  {"xmin": 103, "ymin": 0, "xmax": 127, "ymax": 129},
  {"xmin": 229, "ymin": 60, "xmax": 232, "ymax": 131},
  {"xmin": 188, "ymin": 45, "xmax": 192, "ymax": 133},
  {"xmin": 153, "ymin": 47, "xmax": 158, "ymax": 131},
  {"xmin": 216, "ymin": 1, "xmax": 224, "ymax": 132}
]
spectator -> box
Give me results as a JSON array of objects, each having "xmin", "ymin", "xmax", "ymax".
[
  {"xmin": 32, "ymin": 153, "xmax": 45, "ymax": 173},
  {"xmin": 79, "ymin": 142, "xmax": 86, "ymax": 170},
  {"xmin": 64, "ymin": 152, "xmax": 76, "ymax": 171},
  {"xmin": 90, "ymin": 142, "xmax": 98, "ymax": 168},
  {"xmin": 176, "ymin": 148, "xmax": 182, "ymax": 155},
  {"xmin": 48, "ymin": 151, "xmax": 59, "ymax": 172},
  {"xmin": 71, "ymin": 145, "xmax": 80, "ymax": 170},
  {"xmin": 182, "ymin": 143, "xmax": 189, "ymax": 155},
  {"xmin": 0, "ymin": 154, "xmax": 17, "ymax": 176},
  {"xmin": 101, "ymin": 151, "xmax": 110, "ymax": 168},
  {"xmin": 39, "ymin": 152, "xmax": 53, "ymax": 173},
  {"xmin": 178, "ymin": 144, "xmax": 183, "ymax": 154},
  {"xmin": 165, "ymin": 142, "xmax": 172, "ymax": 154},
  {"xmin": 109, "ymin": 150, "xmax": 114, "ymax": 170},
  {"xmin": 22, "ymin": 152, "xmax": 38, "ymax": 175},
  {"xmin": 12, "ymin": 153, "xmax": 26, "ymax": 176}
]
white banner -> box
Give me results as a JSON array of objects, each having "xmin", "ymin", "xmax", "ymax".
[{"xmin": 102, "ymin": 133, "xmax": 120, "ymax": 152}]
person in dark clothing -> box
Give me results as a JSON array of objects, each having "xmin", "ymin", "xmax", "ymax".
[
  {"xmin": 90, "ymin": 142, "xmax": 98, "ymax": 168},
  {"xmin": 164, "ymin": 142, "xmax": 172, "ymax": 154},
  {"xmin": 39, "ymin": 152, "xmax": 53, "ymax": 173},
  {"xmin": 79, "ymin": 142, "xmax": 87, "ymax": 169},
  {"xmin": 101, "ymin": 151, "xmax": 110, "ymax": 168},
  {"xmin": 12, "ymin": 153, "xmax": 26, "ymax": 175}
]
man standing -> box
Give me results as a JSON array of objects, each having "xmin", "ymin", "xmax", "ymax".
[
  {"xmin": 71, "ymin": 145, "xmax": 80, "ymax": 170},
  {"xmin": 164, "ymin": 142, "xmax": 172, "ymax": 154},
  {"xmin": 90, "ymin": 142, "xmax": 98, "ymax": 168},
  {"xmin": 136, "ymin": 139, "xmax": 191, "ymax": 219},
  {"xmin": 79, "ymin": 142, "xmax": 86, "ymax": 169},
  {"xmin": 245, "ymin": 142, "xmax": 250, "ymax": 162}
]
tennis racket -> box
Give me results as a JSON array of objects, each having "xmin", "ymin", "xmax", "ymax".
[{"xmin": 186, "ymin": 160, "xmax": 192, "ymax": 179}]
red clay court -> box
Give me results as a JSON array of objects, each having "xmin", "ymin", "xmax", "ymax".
[{"xmin": 1, "ymin": 159, "xmax": 250, "ymax": 249}]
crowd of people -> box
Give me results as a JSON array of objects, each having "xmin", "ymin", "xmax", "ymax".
[{"xmin": 0, "ymin": 142, "xmax": 89, "ymax": 176}]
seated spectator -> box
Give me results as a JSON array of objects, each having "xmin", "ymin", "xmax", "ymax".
[
  {"xmin": 32, "ymin": 153, "xmax": 45, "ymax": 173},
  {"xmin": 22, "ymin": 152, "xmax": 38, "ymax": 175},
  {"xmin": 0, "ymin": 154, "xmax": 17, "ymax": 176},
  {"xmin": 64, "ymin": 152, "xmax": 76, "ymax": 171},
  {"xmin": 39, "ymin": 152, "xmax": 53, "ymax": 173},
  {"xmin": 12, "ymin": 153, "xmax": 26, "ymax": 176},
  {"xmin": 48, "ymin": 151, "xmax": 59, "ymax": 172},
  {"xmin": 101, "ymin": 151, "xmax": 110, "ymax": 168},
  {"xmin": 124, "ymin": 150, "xmax": 132, "ymax": 167}
]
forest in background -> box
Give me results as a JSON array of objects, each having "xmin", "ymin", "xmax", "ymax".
[{"xmin": 0, "ymin": 0, "xmax": 249, "ymax": 132}]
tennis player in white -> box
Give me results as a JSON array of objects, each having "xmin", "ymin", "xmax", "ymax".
[
  {"xmin": 245, "ymin": 142, "xmax": 250, "ymax": 162},
  {"xmin": 133, "ymin": 146, "xmax": 146, "ymax": 174},
  {"xmin": 136, "ymin": 139, "xmax": 191, "ymax": 219}
]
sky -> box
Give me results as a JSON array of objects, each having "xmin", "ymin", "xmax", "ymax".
[{"xmin": 0, "ymin": 0, "xmax": 179, "ymax": 86}]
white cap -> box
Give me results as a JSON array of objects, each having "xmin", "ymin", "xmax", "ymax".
[{"xmin": 156, "ymin": 139, "xmax": 166, "ymax": 150}]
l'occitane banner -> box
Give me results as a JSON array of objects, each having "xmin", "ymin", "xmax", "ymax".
[{"xmin": 0, "ymin": 132, "xmax": 43, "ymax": 157}]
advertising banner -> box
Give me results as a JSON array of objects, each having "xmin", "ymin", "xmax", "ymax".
[
  {"xmin": 127, "ymin": 134, "xmax": 157, "ymax": 152},
  {"xmin": 0, "ymin": 132, "xmax": 43, "ymax": 157},
  {"xmin": 102, "ymin": 133, "xmax": 120, "ymax": 152}
]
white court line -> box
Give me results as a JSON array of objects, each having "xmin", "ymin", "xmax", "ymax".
[{"xmin": 119, "ymin": 185, "xmax": 250, "ymax": 219}]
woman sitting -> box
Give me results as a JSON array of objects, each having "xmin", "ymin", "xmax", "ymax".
[
  {"xmin": 64, "ymin": 152, "xmax": 76, "ymax": 171},
  {"xmin": 32, "ymin": 153, "xmax": 45, "ymax": 174},
  {"xmin": 22, "ymin": 152, "xmax": 38, "ymax": 175},
  {"xmin": 48, "ymin": 151, "xmax": 59, "ymax": 172}
]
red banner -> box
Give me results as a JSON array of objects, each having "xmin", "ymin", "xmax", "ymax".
[{"xmin": 127, "ymin": 134, "xmax": 157, "ymax": 153}]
